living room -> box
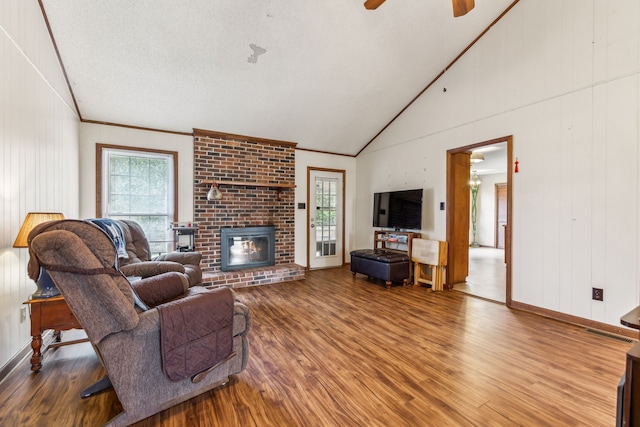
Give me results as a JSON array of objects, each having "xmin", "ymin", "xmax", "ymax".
[{"xmin": 2, "ymin": 0, "xmax": 640, "ymax": 425}]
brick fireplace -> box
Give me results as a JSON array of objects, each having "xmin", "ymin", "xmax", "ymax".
[{"xmin": 193, "ymin": 128, "xmax": 305, "ymax": 287}]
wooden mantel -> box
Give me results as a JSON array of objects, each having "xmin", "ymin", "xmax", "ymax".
[{"xmin": 200, "ymin": 179, "xmax": 295, "ymax": 189}]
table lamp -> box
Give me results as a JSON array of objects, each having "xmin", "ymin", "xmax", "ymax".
[{"xmin": 13, "ymin": 212, "xmax": 65, "ymax": 298}]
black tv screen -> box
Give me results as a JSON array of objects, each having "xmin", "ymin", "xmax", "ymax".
[{"xmin": 373, "ymin": 189, "xmax": 423, "ymax": 230}]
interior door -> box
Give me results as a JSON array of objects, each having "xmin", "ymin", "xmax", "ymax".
[
  {"xmin": 308, "ymin": 169, "xmax": 344, "ymax": 269},
  {"xmin": 446, "ymin": 152, "xmax": 471, "ymax": 286}
]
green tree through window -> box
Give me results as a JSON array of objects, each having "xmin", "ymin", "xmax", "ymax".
[
  {"xmin": 98, "ymin": 145, "xmax": 177, "ymax": 256},
  {"xmin": 315, "ymin": 178, "xmax": 337, "ymax": 256}
]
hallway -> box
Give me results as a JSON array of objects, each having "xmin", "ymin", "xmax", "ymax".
[{"xmin": 453, "ymin": 247, "xmax": 506, "ymax": 302}]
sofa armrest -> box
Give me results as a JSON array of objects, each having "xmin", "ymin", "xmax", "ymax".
[
  {"xmin": 130, "ymin": 272, "xmax": 189, "ymax": 309},
  {"xmin": 120, "ymin": 261, "xmax": 185, "ymax": 279},
  {"xmin": 155, "ymin": 252, "xmax": 202, "ymax": 266},
  {"xmin": 154, "ymin": 253, "xmax": 202, "ymax": 286}
]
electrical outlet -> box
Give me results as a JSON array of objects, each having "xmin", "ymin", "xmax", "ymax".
[
  {"xmin": 20, "ymin": 306, "xmax": 27, "ymax": 322},
  {"xmin": 592, "ymin": 287, "xmax": 604, "ymax": 301}
]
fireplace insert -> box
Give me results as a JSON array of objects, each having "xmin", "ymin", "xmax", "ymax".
[{"xmin": 220, "ymin": 226, "xmax": 275, "ymax": 271}]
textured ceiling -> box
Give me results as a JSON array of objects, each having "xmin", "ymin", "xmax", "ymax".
[{"xmin": 41, "ymin": 0, "xmax": 516, "ymax": 156}]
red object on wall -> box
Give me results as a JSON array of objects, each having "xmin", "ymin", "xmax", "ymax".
[{"xmin": 514, "ymin": 158, "xmax": 519, "ymax": 173}]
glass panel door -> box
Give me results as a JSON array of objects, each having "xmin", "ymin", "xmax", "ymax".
[
  {"xmin": 308, "ymin": 169, "xmax": 344, "ymax": 269},
  {"xmin": 315, "ymin": 177, "xmax": 337, "ymax": 257}
]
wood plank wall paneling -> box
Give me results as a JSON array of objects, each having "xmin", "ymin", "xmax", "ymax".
[
  {"xmin": 355, "ymin": 0, "xmax": 640, "ymax": 331},
  {"xmin": 0, "ymin": 266, "xmax": 632, "ymax": 426},
  {"xmin": 0, "ymin": 0, "xmax": 80, "ymax": 370}
]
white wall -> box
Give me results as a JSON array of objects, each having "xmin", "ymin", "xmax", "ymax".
[
  {"xmin": 79, "ymin": 124, "xmax": 194, "ymax": 221},
  {"xmin": 80, "ymin": 128, "xmax": 359, "ymax": 270},
  {"xmin": 357, "ymin": 0, "xmax": 640, "ymax": 328},
  {"xmin": 356, "ymin": 142, "xmax": 449, "ymax": 249},
  {"xmin": 0, "ymin": 2, "xmax": 80, "ymax": 369},
  {"xmin": 294, "ymin": 150, "xmax": 357, "ymax": 267},
  {"xmin": 79, "ymin": 132, "xmax": 358, "ymax": 268}
]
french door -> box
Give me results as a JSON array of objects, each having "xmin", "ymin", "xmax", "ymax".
[{"xmin": 308, "ymin": 168, "xmax": 344, "ymax": 269}]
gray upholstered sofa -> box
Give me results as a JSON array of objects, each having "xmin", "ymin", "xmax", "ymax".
[{"xmin": 28, "ymin": 220, "xmax": 250, "ymax": 427}]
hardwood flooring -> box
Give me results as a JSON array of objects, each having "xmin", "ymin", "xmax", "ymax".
[
  {"xmin": 454, "ymin": 247, "xmax": 507, "ymax": 303},
  {"xmin": 0, "ymin": 266, "xmax": 633, "ymax": 426}
]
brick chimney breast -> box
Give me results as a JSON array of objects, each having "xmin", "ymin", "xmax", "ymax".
[{"xmin": 193, "ymin": 129, "xmax": 302, "ymax": 287}]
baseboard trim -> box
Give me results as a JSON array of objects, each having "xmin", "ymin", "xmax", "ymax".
[
  {"xmin": 510, "ymin": 300, "xmax": 639, "ymax": 340},
  {"xmin": 0, "ymin": 330, "xmax": 53, "ymax": 384}
]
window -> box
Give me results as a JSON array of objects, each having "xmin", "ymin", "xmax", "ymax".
[
  {"xmin": 315, "ymin": 177, "xmax": 338, "ymax": 257},
  {"xmin": 97, "ymin": 144, "xmax": 178, "ymax": 255}
]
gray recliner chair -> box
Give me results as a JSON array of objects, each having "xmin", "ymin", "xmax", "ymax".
[
  {"xmin": 27, "ymin": 220, "xmax": 250, "ymax": 427},
  {"xmin": 118, "ymin": 219, "xmax": 203, "ymax": 286},
  {"xmin": 89, "ymin": 219, "xmax": 203, "ymax": 286}
]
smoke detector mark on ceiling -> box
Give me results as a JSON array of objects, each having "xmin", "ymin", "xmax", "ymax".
[{"xmin": 248, "ymin": 44, "xmax": 267, "ymax": 64}]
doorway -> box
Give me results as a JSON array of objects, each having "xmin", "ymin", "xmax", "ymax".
[
  {"xmin": 307, "ymin": 168, "xmax": 345, "ymax": 269},
  {"xmin": 446, "ymin": 136, "xmax": 512, "ymax": 305}
]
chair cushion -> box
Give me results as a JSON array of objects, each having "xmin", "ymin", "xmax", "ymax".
[
  {"xmin": 117, "ymin": 220, "xmax": 153, "ymax": 264},
  {"xmin": 130, "ymin": 272, "xmax": 189, "ymax": 309},
  {"xmin": 350, "ymin": 249, "xmax": 410, "ymax": 263}
]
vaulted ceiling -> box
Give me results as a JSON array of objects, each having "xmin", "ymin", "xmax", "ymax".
[{"xmin": 41, "ymin": 0, "xmax": 517, "ymax": 156}]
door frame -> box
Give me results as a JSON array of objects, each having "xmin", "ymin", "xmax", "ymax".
[
  {"xmin": 446, "ymin": 135, "xmax": 513, "ymax": 306},
  {"xmin": 306, "ymin": 167, "xmax": 346, "ymax": 270},
  {"xmin": 495, "ymin": 182, "xmax": 508, "ymax": 249}
]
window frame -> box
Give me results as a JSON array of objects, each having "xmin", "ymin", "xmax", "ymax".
[{"xmin": 96, "ymin": 143, "xmax": 179, "ymax": 241}]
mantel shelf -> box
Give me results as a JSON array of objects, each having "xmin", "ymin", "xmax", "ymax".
[{"xmin": 200, "ymin": 179, "xmax": 295, "ymax": 189}]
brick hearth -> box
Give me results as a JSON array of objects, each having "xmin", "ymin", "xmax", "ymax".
[
  {"xmin": 201, "ymin": 264, "xmax": 304, "ymax": 288},
  {"xmin": 193, "ymin": 129, "xmax": 305, "ymax": 288}
]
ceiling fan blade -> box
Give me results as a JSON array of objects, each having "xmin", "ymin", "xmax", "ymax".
[
  {"xmin": 364, "ymin": 0, "xmax": 386, "ymax": 10},
  {"xmin": 452, "ymin": 0, "xmax": 475, "ymax": 17}
]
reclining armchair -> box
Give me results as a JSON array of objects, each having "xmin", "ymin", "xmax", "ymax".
[
  {"xmin": 90, "ymin": 219, "xmax": 203, "ymax": 286},
  {"xmin": 28, "ymin": 220, "xmax": 250, "ymax": 427}
]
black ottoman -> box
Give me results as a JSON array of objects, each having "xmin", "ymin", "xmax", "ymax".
[{"xmin": 350, "ymin": 249, "xmax": 410, "ymax": 289}]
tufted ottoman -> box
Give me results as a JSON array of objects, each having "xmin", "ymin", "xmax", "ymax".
[{"xmin": 350, "ymin": 249, "xmax": 411, "ymax": 289}]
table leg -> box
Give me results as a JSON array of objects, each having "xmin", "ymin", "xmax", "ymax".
[{"xmin": 30, "ymin": 334, "xmax": 42, "ymax": 372}]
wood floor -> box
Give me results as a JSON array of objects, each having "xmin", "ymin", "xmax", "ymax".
[
  {"xmin": 454, "ymin": 247, "xmax": 507, "ymax": 302},
  {"xmin": 0, "ymin": 266, "xmax": 633, "ymax": 426}
]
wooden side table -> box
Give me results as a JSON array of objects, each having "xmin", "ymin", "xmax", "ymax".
[{"xmin": 23, "ymin": 296, "xmax": 87, "ymax": 372}]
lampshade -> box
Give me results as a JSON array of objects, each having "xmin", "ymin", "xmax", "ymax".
[
  {"xmin": 470, "ymin": 152, "xmax": 485, "ymax": 164},
  {"xmin": 207, "ymin": 183, "xmax": 223, "ymax": 201},
  {"xmin": 13, "ymin": 212, "xmax": 65, "ymax": 248}
]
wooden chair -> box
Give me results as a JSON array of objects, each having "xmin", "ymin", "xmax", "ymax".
[{"xmin": 412, "ymin": 239, "xmax": 448, "ymax": 291}]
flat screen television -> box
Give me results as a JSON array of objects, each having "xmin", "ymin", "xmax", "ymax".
[{"xmin": 373, "ymin": 188, "xmax": 423, "ymax": 230}]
